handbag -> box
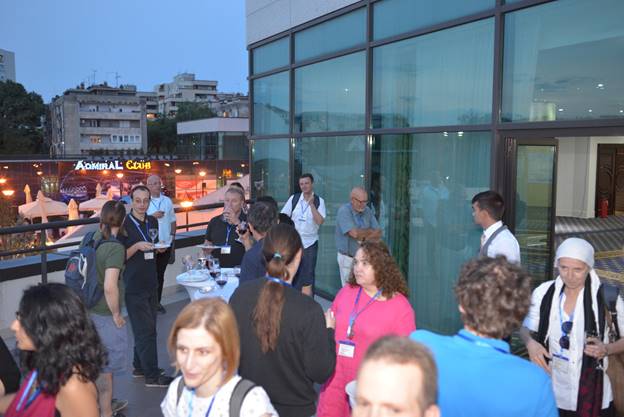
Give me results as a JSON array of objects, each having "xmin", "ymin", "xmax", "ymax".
[{"xmin": 602, "ymin": 284, "xmax": 624, "ymax": 416}]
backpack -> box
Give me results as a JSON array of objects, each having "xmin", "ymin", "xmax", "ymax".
[
  {"xmin": 176, "ymin": 377, "xmax": 256, "ymax": 416},
  {"xmin": 290, "ymin": 192, "xmax": 320, "ymax": 217},
  {"xmin": 64, "ymin": 230, "xmax": 122, "ymax": 309}
]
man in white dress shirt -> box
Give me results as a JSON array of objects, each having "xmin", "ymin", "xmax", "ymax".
[
  {"xmin": 146, "ymin": 174, "xmax": 176, "ymax": 314},
  {"xmin": 471, "ymin": 190, "xmax": 521, "ymax": 265},
  {"xmin": 281, "ymin": 173, "xmax": 326, "ymax": 296}
]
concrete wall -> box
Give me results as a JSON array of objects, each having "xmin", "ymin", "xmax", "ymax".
[
  {"xmin": 246, "ymin": 0, "xmax": 359, "ymax": 44},
  {"xmin": 0, "ymin": 48, "xmax": 16, "ymax": 82},
  {"xmin": 555, "ymin": 136, "xmax": 624, "ymax": 218},
  {"xmin": 0, "ymin": 244, "xmax": 200, "ymax": 337}
]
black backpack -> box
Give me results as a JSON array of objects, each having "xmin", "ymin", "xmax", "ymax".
[
  {"xmin": 290, "ymin": 192, "xmax": 320, "ymax": 217},
  {"xmin": 176, "ymin": 378, "xmax": 256, "ymax": 416}
]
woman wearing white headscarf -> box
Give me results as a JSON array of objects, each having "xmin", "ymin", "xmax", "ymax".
[{"xmin": 521, "ymin": 238, "xmax": 624, "ymax": 417}]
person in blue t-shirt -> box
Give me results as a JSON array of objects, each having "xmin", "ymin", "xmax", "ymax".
[{"xmin": 411, "ymin": 256, "xmax": 557, "ymax": 417}]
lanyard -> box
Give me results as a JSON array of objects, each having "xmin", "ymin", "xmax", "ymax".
[
  {"xmin": 150, "ymin": 197, "xmax": 162, "ymax": 211},
  {"xmin": 456, "ymin": 332, "xmax": 509, "ymax": 355},
  {"xmin": 128, "ymin": 214, "xmax": 150, "ymax": 241},
  {"xmin": 16, "ymin": 371, "xmax": 41, "ymax": 412},
  {"xmin": 264, "ymin": 275, "xmax": 293, "ymax": 287},
  {"xmin": 299, "ymin": 200, "xmax": 311, "ymax": 217},
  {"xmin": 224, "ymin": 224, "xmax": 233, "ymax": 245},
  {"xmin": 188, "ymin": 386, "xmax": 220, "ymax": 417},
  {"xmin": 347, "ymin": 287, "xmax": 382, "ymax": 339}
]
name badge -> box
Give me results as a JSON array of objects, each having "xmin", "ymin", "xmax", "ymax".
[
  {"xmin": 144, "ymin": 251, "xmax": 154, "ymax": 260},
  {"xmin": 297, "ymin": 216, "xmax": 306, "ymax": 223},
  {"xmin": 221, "ymin": 245, "xmax": 231, "ymax": 255},
  {"xmin": 338, "ymin": 340, "xmax": 355, "ymax": 358}
]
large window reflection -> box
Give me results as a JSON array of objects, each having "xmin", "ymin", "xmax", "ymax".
[
  {"xmin": 502, "ymin": 0, "xmax": 624, "ymax": 122},
  {"xmin": 371, "ymin": 132, "xmax": 491, "ymax": 333},
  {"xmin": 295, "ymin": 8, "xmax": 366, "ymax": 62},
  {"xmin": 251, "ymin": 139, "xmax": 290, "ymax": 205},
  {"xmin": 374, "ymin": 0, "xmax": 494, "ymax": 41},
  {"xmin": 294, "ymin": 52, "xmax": 365, "ymax": 133},
  {"xmin": 294, "ymin": 136, "xmax": 366, "ymax": 297},
  {"xmin": 252, "ymin": 37, "xmax": 289, "ymax": 74},
  {"xmin": 372, "ymin": 19, "xmax": 494, "ymax": 129},
  {"xmin": 252, "ymin": 71, "xmax": 290, "ymax": 135}
]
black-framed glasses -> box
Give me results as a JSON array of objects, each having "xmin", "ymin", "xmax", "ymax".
[{"xmin": 559, "ymin": 320, "xmax": 573, "ymax": 350}]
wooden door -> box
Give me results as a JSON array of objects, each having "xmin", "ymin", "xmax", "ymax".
[{"xmin": 595, "ymin": 145, "xmax": 624, "ymax": 215}]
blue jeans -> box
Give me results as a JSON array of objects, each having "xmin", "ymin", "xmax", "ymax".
[{"xmin": 125, "ymin": 290, "xmax": 159, "ymax": 379}]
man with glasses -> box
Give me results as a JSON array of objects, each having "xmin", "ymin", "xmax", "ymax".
[
  {"xmin": 521, "ymin": 238, "xmax": 624, "ymax": 416},
  {"xmin": 335, "ymin": 187, "xmax": 381, "ymax": 286}
]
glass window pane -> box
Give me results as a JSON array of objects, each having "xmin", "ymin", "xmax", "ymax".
[
  {"xmin": 371, "ymin": 131, "xmax": 491, "ymax": 333},
  {"xmin": 253, "ymin": 71, "xmax": 289, "ymax": 135},
  {"xmin": 295, "ymin": 52, "xmax": 365, "ymax": 132},
  {"xmin": 295, "ymin": 8, "xmax": 366, "ymax": 62},
  {"xmin": 502, "ymin": 0, "xmax": 624, "ymax": 122},
  {"xmin": 294, "ymin": 136, "xmax": 366, "ymax": 297},
  {"xmin": 373, "ymin": 18, "xmax": 494, "ymax": 129},
  {"xmin": 251, "ymin": 139, "xmax": 290, "ymax": 204},
  {"xmin": 253, "ymin": 37, "xmax": 289, "ymax": 74},
  {"xmin": 374, "ymin": 0, "xmax": 494, "ymax": 41}
]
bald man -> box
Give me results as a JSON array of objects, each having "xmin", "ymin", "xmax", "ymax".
[
  {"xmin": 146, "ymin": 175, "xmax": 176, "ymax": 314},
  {"xmin": 335, "ymin": 187, "xmax": 381, "ymax": 286}
]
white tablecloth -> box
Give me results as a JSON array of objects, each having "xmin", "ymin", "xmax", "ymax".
[{"xmin": 176, "ymin": 268, "xmax": 239, "ymax": 302}]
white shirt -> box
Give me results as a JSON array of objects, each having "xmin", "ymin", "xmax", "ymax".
[
  {"xmin": 146, "ymin": 194, "xmax": 175, "ymax": 243},
  {"xmin": 281, "ymin": 194, "xmax": 326, "ymax": 248},
  {"xmin": 523, "ymin": 273, "xmax": 624, "ymax": 411},
  {"xmin": 161, "ymin": 375, "xmax": 278, "ymax": 417},
  {"xmin": 482, "ymin": 221, "xmax": 521, "ymax": 264}
]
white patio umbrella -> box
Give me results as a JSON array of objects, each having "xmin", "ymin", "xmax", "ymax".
[
  {"xmin": 24, "ymin": 184, "xmax": 32, "ymax": 204},
  {"xmin": 79, "ymin": 187, "xmax": 113, "ymax": 212},
  {"xmin": 18, "ymin": 191, "xmax": 69, "ymax": 220},
  {"xmin": 67, "ymin": 198, "xmax": 80, "ymax": 235}
]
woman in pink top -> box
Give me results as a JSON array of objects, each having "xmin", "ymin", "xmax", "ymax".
[{"xmin": 317, "ymin": 241, "xmax": 416, "ymax": 417}]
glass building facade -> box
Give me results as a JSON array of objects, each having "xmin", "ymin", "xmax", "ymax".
[{"xmin": 248, "ymin": 0, "xmax": 624, "ymax": 333}]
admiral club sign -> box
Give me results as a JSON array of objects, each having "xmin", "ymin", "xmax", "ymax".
[{"xmin": 74, "ymin": 159, "xmax": 152, "ymax": 171}]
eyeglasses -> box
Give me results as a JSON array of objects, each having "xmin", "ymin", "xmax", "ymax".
[
  {"xmin": 559, "ymin": 320, "xmax": 573, "ymax": 350},
  {"xmin": 352, "ymin": 196, "xmax": 368, "ymax": 204}
]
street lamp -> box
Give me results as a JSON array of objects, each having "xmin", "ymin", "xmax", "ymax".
[
  {"xmin": 180, "ymin": 200, "xmax": 193, "ymax": 231},
  {"xmin": 2, "ymin": 189, "xmax": 15, "ymax": 197}
]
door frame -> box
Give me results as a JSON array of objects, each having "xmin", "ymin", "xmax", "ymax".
[{"xmin": 502, "ymin": 136, "xmax": 558, "ymax": 279}]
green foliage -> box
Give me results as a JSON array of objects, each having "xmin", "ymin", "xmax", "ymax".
[
  {"xmin": 148, "ymin": 102, "xmax": 216, "ymax": 153},
  {"xmin": 0, "ymin": 80, "xmax": 46, "ymax": 154},
  {"xmin": 0, "ymin": 197, "xmax": 35, "ymax": 260}
]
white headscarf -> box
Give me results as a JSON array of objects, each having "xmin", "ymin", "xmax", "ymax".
[{"xmin": 554, "ymin": 237, "xmax": 595, "ymax": 269}]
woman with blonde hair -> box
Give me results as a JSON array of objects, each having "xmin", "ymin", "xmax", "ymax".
[
  {"xmin": 160, "ymin": 298, "xmax": 276, "ymax": 417},
  {"xmin": 230, "ymin": 223, "xmax": 336, "ymax": 417},
  {"xmin": 317, "ymin": 240, "xmax": 416, "ymax": 417}
]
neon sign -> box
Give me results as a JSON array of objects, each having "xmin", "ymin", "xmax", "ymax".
[{"xmin": 74, "ymin": 160, "xmax": 152, "ymax": 171}]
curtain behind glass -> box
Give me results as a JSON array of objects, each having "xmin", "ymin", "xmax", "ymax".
[{"xmin": 372, "ymin": 132, "xmax": 490, "ymax": 333}]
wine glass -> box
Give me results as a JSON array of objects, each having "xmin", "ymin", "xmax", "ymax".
[
  {"xmin": 235, "ymin": 221, "xmax": 248, "ymax": 243},
  {"xmin": 148, "ymin": 228, "xmax": 158, "ymax": 244}
]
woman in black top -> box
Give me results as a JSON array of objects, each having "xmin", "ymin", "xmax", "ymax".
[{"xmin": 230, "ymin": 223, "xmax": 336, "ymax": 417}]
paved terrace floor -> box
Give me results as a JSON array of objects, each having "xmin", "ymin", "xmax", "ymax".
[{"xmin": 2, "ymin": 288, "xmax": 331, "ymax": 417}]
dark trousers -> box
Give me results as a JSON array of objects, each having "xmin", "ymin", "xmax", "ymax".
[
  {"xmin": 558, "ymin": 403, "xmax": 615, "ymax": 417},
  {"xmin": 155, "ymin": 248, "xmax": 171, "ymax": 303},
  {"xmin": 125, "ymin": 290, "xmax": 159, "ymax": 379},
  {"xmin": 294, "ymin": 241, "xmax": 319, "ymax": 291}
]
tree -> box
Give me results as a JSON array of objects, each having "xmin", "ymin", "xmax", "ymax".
[
  {"xmin": 0, "ymin": 80, "xmax": 46, "ymax": 154},
  {"xmin": 147, "ymin": 102, "xmax": 216, "ymax": 154}
]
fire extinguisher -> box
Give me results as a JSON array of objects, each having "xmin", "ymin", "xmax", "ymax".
[{"xmin": 600, "ymin": 198, "xmax": 609, "ymax": 218}]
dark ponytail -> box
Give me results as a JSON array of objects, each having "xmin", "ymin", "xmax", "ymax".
[
  {"xmin": 252, "ymin": 224, "xmax": 303, "ymax": 352},
  {"xmin": 99, "ymin": 200, "xmax": 126, "ymax": 240}
]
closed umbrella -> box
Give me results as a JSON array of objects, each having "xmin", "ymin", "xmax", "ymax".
[
  {"xmin": 67, "ymin": 198, "xmax": 79, "ymax": 235},
  {"xmin": 24, "ymin": 184, "xmax": 32, "ymax": 204}
]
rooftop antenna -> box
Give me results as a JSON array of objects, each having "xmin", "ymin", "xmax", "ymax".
[
  {"xmin": 114, "ymin": 72, "xmax": 121, "ymax": 87},
  {"xmin": 91, "ymin": 69, "xmax": 97, "ymax": 86}
]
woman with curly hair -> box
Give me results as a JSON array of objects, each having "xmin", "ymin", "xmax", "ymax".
[
  {"xmin": 317, "ymin": 240, "xmax": 416, "ymax": 417},
  {"xmin": 0, "ymin": 283, "xmax": 106, "ymax": 417}
]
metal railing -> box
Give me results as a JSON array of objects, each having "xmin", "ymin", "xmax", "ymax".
[{"xmin": 0, "ymin": 201, "xmax": 231, "ymax": 283}]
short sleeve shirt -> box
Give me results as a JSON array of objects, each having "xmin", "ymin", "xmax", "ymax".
[
  {"xmin": 90, "ymin": 230, "xmax": 125, "ymax": 315},
  {"xmin": 118, "ymin": 213, "xmax": 159, "ymax": 294},
  {"xmin": 146, "ymin": 194, "xmax": 176, "ymax": 242},
  {"xmin": 281, "ymin": 194, "xmax": 326, "ymax": 248},
  {"xmin": 335, "ymin": 203, "xmax": 380, "ymax": 257},
  {"xmin": 204, "ymin": 213, "xmax": 247, "ymax": 267}
]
